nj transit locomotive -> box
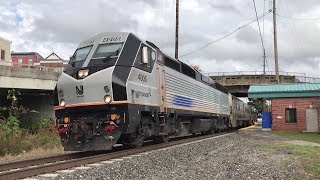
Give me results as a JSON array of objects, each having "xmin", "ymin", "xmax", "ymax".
[{"xmin": 54, "ymin": 32, "xmax": 255, "ymax": 151}]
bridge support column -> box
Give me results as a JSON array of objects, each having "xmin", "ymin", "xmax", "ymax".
[{"xmin": 0, "ymin": 89, "xmax": 55, "ymax": 124}]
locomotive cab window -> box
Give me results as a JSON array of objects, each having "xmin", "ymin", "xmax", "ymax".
[
  {"xmin": 71, "ymin": 45, "xmax": 93, "ymax": 62},
  {"xmin": 141, "ymin": 46, "xmax": 155, "ymax": 67},
  {"xmin": 93, "ymin": 43, "xmax": 123, "ymax": 59},
  {"xmin": 285, "ymin": 108, "xmax": 297, "ymax": 123}
]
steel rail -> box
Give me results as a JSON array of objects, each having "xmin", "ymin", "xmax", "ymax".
[{"xmin": 0, "ymin": 151, "xmax": 110, "ymax": 172}]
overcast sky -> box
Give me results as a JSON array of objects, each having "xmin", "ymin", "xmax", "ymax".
[{"xmin": 1, "ymin": 0, "xmax": 320, "ymax": 78}]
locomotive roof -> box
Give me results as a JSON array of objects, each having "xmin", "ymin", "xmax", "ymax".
[{"xmin": 76, "ymin": 32, "xmax": 228, "ymax": 94}]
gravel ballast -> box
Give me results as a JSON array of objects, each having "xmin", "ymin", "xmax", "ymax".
[{"xmin": 38, "ymin": 128, "xmax": 309, "ymax": 179}]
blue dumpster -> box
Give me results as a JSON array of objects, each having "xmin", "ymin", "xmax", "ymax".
[{"xmin": 262, "ymin": 112, "xmax": 272, "ymax": 128}]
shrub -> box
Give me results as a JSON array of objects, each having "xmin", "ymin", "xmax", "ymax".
[
  {"xmin": 0, "ymin": 116, "xmax": 21, "ymax": 137},
  {"xmin": 0, "ymin": 89, "xmax": 61, "ymax": 156}
]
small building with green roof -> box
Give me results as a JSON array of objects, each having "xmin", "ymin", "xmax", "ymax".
[{"xmin": 248, "ymin": 83, "xmax": 320, "ymax": 132}]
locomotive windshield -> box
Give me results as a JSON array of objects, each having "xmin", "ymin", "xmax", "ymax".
[
  {"xmin": 72, "ymin": 46, "xmax": 92, "ymax": 61},
  {"xmin": 93, "ymin": 43, "xmax": 123, "ymax": 59}
]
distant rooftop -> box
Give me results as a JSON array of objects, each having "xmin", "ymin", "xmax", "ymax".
[
  {"xmin": 248, "ymin": 83, "xmax": 320, "ymax": 98},
  {"xmin": 0, "ymin": 35, "xmax": 12, "ymax": 43},
  {"xmin": 11, "ymin": 52, "xmax": 45, "ymax": 60}
]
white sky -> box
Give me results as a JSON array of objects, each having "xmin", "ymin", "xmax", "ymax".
[{"xmin": 1, "ymin": 0, "xmax": 320, "ymax": 78}]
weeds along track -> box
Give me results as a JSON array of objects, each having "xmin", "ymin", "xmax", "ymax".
[{"xmin": 0, "ymin": 131, "xmax": 235, "ymax": 180}]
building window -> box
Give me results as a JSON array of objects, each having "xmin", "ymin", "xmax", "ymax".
[
  {"xmin": 18, "ymin": 58, "xmax": 22, "ymax": 66},
  {"xmin": 28, "ymin": 58, "xmax": 33, "ymax": 67},
  {"xmin": 285, "ymin": 108, "xmax": 297, "ymax": 123},
  {"xmin": 1, "ymin": 49, "xmax": 4, "ymax": 60}
]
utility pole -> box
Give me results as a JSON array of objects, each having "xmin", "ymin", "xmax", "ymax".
[
  {"xmin": 273, "ymin": 0, "xmax": 280, "ymax": 83},
  {"xmin": 262, "ymin": 49, "xmax": 266, "ymax": 112},
  {"xmin": 175, "ymin": 0, "xmax": 179, "ymax": 59},
  {"xmin": 263, "ymin": 50, "xmax": 266, "ymax": 75}
]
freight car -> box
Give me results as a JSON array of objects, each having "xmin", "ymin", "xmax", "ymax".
[{"xmin": 54, "ymin": 32, "xmax": 255, "ymax": 151}]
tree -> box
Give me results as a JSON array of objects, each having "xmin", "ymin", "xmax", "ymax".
[
  {"xmin": 0, "ymin": 89, "xmax": 32, "ymax": 136},
  {"xmin": 190, "ymin": 64, "xmax": 202, "ymax": 72},
  {"xmin": 248, "ymin": 99, "xmax": 268, "ymax": 114}
]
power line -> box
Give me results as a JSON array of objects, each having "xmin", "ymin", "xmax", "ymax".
[
  {"xmin": 252, "ymin": 0, "xmax": 265, "ymax": 50},
  {"xmin": 252, "ymin": 0, "xmax": 266, "ymax": 74},
  {"xmin": 161, "ymin": 0, "xmax": 169, "ymax": 49},
  {"xmin": 277, "ymin": 13, "xmax": 320, "ymax": 21},
  {"xmin": 180, "ymin": 10, "xmax": 272, "ymax": 58}
]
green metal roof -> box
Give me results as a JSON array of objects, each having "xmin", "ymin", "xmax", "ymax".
[{"xmin": 248, "ymin": 83, "xmax": 320, "ymax": 98}]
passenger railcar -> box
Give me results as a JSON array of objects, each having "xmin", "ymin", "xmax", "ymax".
[{"xmin": 54, "ymin": 32, "xmax": 255, "ymax": 151}]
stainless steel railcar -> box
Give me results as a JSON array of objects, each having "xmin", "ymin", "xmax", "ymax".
[{"xmin": 54, "ymin": 32, "xmax": 255, "ymax": 151}]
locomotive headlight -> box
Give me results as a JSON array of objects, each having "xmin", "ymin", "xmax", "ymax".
[
  {"xmin": 78, "ymin": 70, "xmax": 84, "ymax": 78},
  {"xmin": 104, "ymin": 95, "xmax": 112, "ymax": 104},
  {"xmin": 78, "ymin": 69, "xmax": 89, "ymax": 78},
  {"xmin": 83, "ymin": 70, "xmax": 89, "ymax": 77},
  {"xmin": 60, "ymin": 99, "xmax": 66, "ymax": 107}
]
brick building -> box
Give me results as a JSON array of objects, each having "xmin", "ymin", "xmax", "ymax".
[
  {"xmin": 0, "ymin": 36, "xmax": 12, "ymax": 66},
  {"xmin": 11, "ymin": 52, "xmax": 44, "ymax": 67},
  {"xmin": 34, "ymin": 52, "xmax": 68, "ymax": 68},
  {"xmin": 248, "ymin": 83, "xmax": 320, "ymax": 132}
]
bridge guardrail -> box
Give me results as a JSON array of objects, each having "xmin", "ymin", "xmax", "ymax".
[
  {"xmin": 205, "ymin": 71, "xmax": 306, "ymax": 77},
  {"xmin": 206, "ymin": 71, "xmax": 320, "ymax": 83}
]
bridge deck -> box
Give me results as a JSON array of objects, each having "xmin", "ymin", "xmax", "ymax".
[{"xmin": 0, "ymin": 65, "xmax": 61, "ymax": 90}]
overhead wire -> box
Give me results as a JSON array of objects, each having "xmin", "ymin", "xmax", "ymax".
[
  {"xmin": 169, "ymin": 0, "xmax": 175, "ymax": 56},
  {"xmin": 262, "ymin": 0, "xmax": 269, "ymax": 72},
  {"xmin": 252, "ymin": 0, "xmax": 267, "ymax": 73},
  {"xmin": 252, "ymin": 0, "xmax": 265, "ymax": 51},
  {"xmin": 180, "ymin": 10, "xmax": 272, "ymax": 58},
  {"xmin": 280, "ymin": 0, "xmax": 317, "ymax": 80},
  {"xmin": 161, "ymin": 0, "xmax": 169, "ymax": 49}
]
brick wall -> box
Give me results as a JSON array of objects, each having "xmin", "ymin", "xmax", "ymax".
[
  {"xmin": 271, "ymin": 97, "xmax": 320, "ymax": 131},
  {"xmin": 11, "ymin": 55, "xmax": 38, "ymax": 67}
]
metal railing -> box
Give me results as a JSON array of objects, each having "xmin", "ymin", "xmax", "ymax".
[
  {"xmin": 205, "ymin": 71, "xmax": 320, "ymax": 83},
  {"xmin": 205, "ymin": 71, "xmax": 306, "ymax": 77},
  {"xmin": 295, "ymin": 76, "xmax": 320, "ymax": 83}
]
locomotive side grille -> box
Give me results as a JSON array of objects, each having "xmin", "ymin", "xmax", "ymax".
[{"xmin": 164, "ymin": 69, "xmax": 230, "ymax": 115}]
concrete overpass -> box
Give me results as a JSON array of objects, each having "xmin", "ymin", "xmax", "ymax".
[
  {"xmin": 208, "ymin": 71, "xmax": 320, "ymax": 97},
  {"xmin": 0, "ymin": 65, "xmax": 60, "ymax": 90},
  {"xmin": 0, "ymin": 64, "xmax": 61, "ymax": 121}
]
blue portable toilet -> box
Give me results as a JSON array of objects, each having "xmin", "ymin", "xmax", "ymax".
[{"xmin": 262, "ymin": 112, "xmax": 272, "ymax": 129}]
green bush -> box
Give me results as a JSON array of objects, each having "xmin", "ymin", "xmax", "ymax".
[
  {"xmin": 20, "ymin": 117, "xmax": 55, "ymax": 133},
  {"xmin": 0, "ymin": 89, "xmax": 61, "ymax": 156},
  {"xmin": 0, "ymin": 116, "xmax": 21, "ymax": 137}
]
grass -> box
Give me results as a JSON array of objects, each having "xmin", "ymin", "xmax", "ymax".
[
  {"xmin": 273, "ymin": 131, "xmax": 320, "ymax": 144},
  {"xmin": 259, "ymin": 132, "xmax": 320, "ymax": 179},
  {"xmin": 0, "ymin": 128, "xmax": 62, "ymax": 157}
]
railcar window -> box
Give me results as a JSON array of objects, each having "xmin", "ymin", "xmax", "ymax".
[
  {"xmin": 93, "ymin": 43, "xmax": 123, "ymax": 58},
  {"xmin": 195, "ymin": 71, "xmax": 201, "ymax": 81},
  {"xmin": 72, "ymin": 45, "xmax": 92, "ymax": 61},
  {"xmin": 181, "ymin": 63, "xmax": 195, "ymax": 78},
  {"xmin": 201, "ymin": 75, "xmax": 209, "ymax": 83},
  {"xmin": 285, "ymin": 108, "xmax": 297, "ymax": 123},
  {"xmin": 164, "ymin": 56, "xmax": 180, "ymax": 71}
]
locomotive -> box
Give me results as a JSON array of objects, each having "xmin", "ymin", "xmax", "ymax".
[{"xmin": 54, "ymin": 32, "xmax": 255, "ymax": 151}]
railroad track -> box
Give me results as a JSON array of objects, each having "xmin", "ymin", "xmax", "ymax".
[{"xmin": 0, "ymin": 131, "xmax": 235, "ymax": 180}]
